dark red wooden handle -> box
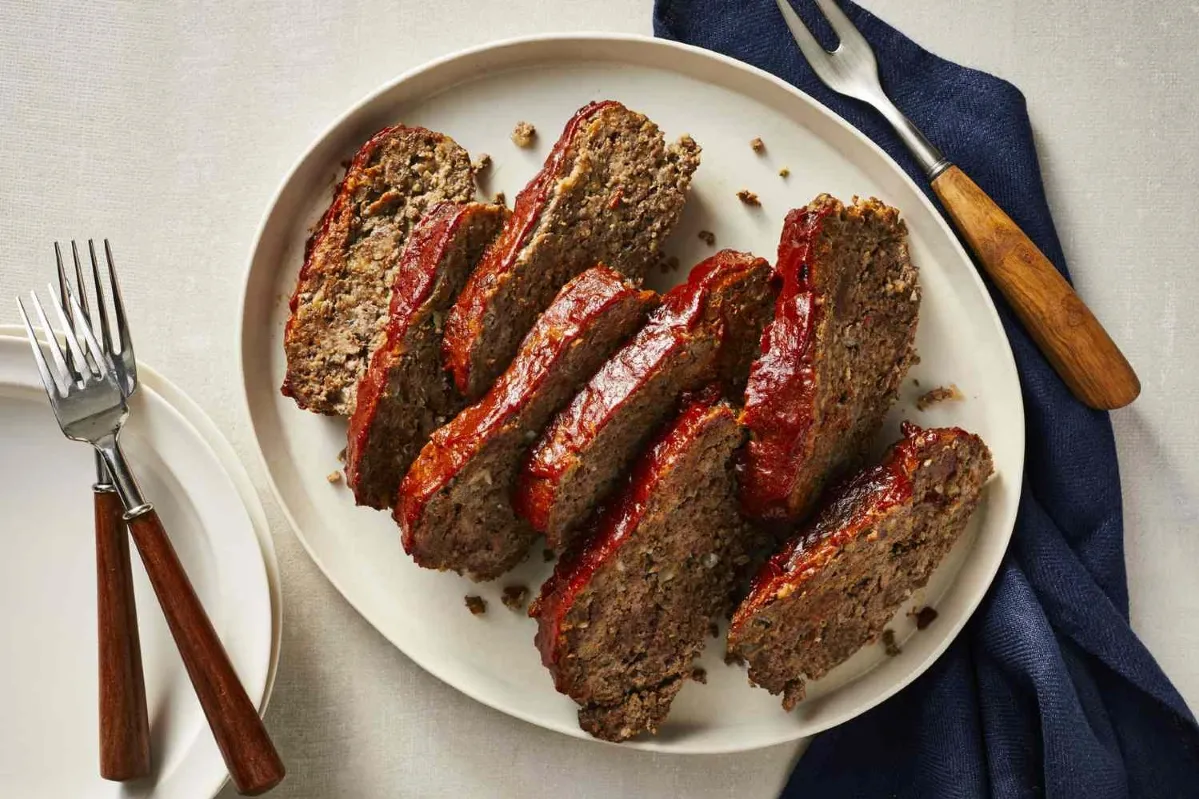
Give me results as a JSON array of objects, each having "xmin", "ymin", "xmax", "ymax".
[
  {"xmin": 95, "ymin": 489, "xmax": 152, "ymax": 781},
  {"xmin": 126, "ymin": 509, "xmax": 285, "ymax": 795}
]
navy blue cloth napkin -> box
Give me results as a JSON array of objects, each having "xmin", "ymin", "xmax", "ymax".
[{"xmin": 655, "ymin": 2, "xmax": 1199, "ymax": 796}]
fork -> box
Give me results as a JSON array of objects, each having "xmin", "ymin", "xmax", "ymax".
[
  {"xmin": 55, "ymin": 240, "xmax": 151, "ymax": 781},
  {"xmin": 775, "ymin": 0, "xmax": 1140, "ymax": 410},
  {"xmin": 16, "ymin": 281, "xmax": 286, "ymax": 796}
]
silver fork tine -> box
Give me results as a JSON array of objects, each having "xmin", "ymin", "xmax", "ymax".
[
  {"xmin": 62, "ymin": 284, "xmax": 108, "ymax": 377},
  {"xmin": 54, "ymin": 243, "xmax": 78, "ymax": 373},
  {"xmin": 28, "ymin": 290, "xmax": 77, "ymax": 385},
  {"xmin": 46, "ymin": 283, "xmax": 94, "ymax": 377},
  {"xmin": 812, "ymin": 0, "xmax": 871, "ymax": 53},
  {"xmin": 775, "ymin": 0, "xmax": 834, "ymax": 67},
  {"xmin": 87, "ymin": 239, "xmax": 116, "ymax": 357},
  {"xmin": 102, "ymin": 240, "xmax": 131, "ymax": 356},
  {"xmin": 71, "ymin": 241, "xmax": 96, "ymax": 333},
  {"xmin": 15, "ymin": 297, "xmax": 64, "ymax": 397}
]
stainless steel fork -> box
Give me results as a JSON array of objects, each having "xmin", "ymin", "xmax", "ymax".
[
  {"xmin": 775, "ymin": 0, "xmax": 1140, "ymax": 410},
  {"xmin": 55, "ymin": 240, "xmax": 150, "ymax": 782},
  {"xmin": 17, "ymin": 285, "xmax": 285, "ymax": 796}
]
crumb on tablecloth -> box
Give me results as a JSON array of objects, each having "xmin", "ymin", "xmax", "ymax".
[
  {"xmin": 465, "ymin": 595, "xmax": 487, "ymax": 615},
  {"xmin": 511, "ymin": 121, "xmax": 536, "ymax": 148},
  {"xmin": 501, "ymin": 585, "xmax": 529, "ymax": 612},
  {"xmin": 698, "ymin": 230, "xmax": 716, "ymax": 246},
  {"xmin": 882, "ymin": 628, "xmax": 902, "ymax": 657},
  {"xmin": 778, "ymin": 166, "xmax": 790, "ymax": 178},
  {"xmin": 917, "ymin": 383, "xmax": 964, "ymax": 411},
  {"xmin": 326, "ymin": 470, "xmax": 342, "ymax": 484},
  {"xmin": 750, "ymin": 137, "xmax": 765, "ymax": 153},
  {"xmin": 736, "ymin": 189, "xmax": 760, "ymax": 206},
  {"xmin": 691, "ymin": 667, "xmax": 708, "ymax": 684}
]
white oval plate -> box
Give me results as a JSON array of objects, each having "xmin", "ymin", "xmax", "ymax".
[
  {"xmin": 0, "ymin": 329, "xmax": 280, "ymax": 797},
  {"xmin": 239, "ymin": 34, "xmax": 1023, "ymax": 753}
]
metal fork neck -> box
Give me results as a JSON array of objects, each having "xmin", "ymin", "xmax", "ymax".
[
  {"xmin": 93, "ymin": 434, "xmax": 153, "ymax": 519},
  {"xmin": 871, "ymin": 97, "xmax": 952, "ymax": 179}
]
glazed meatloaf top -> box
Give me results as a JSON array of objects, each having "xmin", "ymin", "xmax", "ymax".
[
  {"xmin": 515, "ymin": 250, "xmax": 776, "ymax": 550},
  {"xmin": 395, "ymin": 266, "xmax": 657, "ymax": 580},
  {"xmin": 345, "ymin": 202, "xmax": 508, "ymax": 509},
  {"xmin": 530, "ymin": 387, "xmax": 752, "ymax": 741},
  {"xmin": 728, "ymin": 423, "xmax": 992, "ymax": 709},
  {"xmin": 442, "ymin": 100, "xmax": 701, "ymax": 401},
  {"xmin": 740, "ymin": 195, "xmax": 919, "ymax": 521},
  {"xmin": 282, "ymin": 125, "xmax": 476, "ymax": 415}
]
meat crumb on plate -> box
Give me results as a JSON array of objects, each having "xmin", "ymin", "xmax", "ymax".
[
  {"xmin": 501, "ymin": 585, "xmax": 529, "ymax": 611},
  {"xmin": 492, "ymin": 191, "xmax": 506, "ymax": 206},
  {"xmin": 326, "ymin": 470, "xmax": 342, "ymax": 484},
  {"xmin": 691, "ymin": 667, "xmax": 708, "ymax": 684},
  {"xmin": 542, "ymin": 548, "xmax": 556, "ymax": 562},
  {"xmin": 736, "ymin": 189, "xmax": 760, "ymax": 206},
  {"xmin": 750, "ymin": 137, "xmax": 765, "ymax": 153},
  {"xmin": 697, "ymin": 230, "xmax": 716, "ymax": 246},
  {"xmin": 917, "ymin": 383, "xmax": 964, "ymax": 410},
  {"xmin": 511, "ymin": 121, "xmax": 536, "ymax": 148},
  {"xmin": 464, "ymin": 595, "xmax": 487, "ymax": 616},
  {"xmin": 915, "ymin": 606, "xmax": 939, "ymax": 630},
  {"xmin": 882, "ymin": 628, "xmax": 902, "ymax": 657},
  {"xmin": 778, "ymin": 166, "xmax": 790, "ymax": 178},
  {"xmin": 472, "ymin": 153, "xmax": 492, "ymax": 173}
]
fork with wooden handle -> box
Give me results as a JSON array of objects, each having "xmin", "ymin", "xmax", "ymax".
[
  {"xmin": 56, "ymin": 241, "xmax": 151, "ymax": 782},
  {"xmin": 776, "ymin": 0, "xmax": 1140, "ymax": 409},
  {"xmin": 18, "ymin": 267, "xmax": 285, "ymax": 795}
]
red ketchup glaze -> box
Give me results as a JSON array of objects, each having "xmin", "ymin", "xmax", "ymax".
[
  {"xmin": 513, "ymin": 251, "xmax": 770, "ymax": 533},
  {"xmin": 345, "ymin": 202, "xmax": 476, "ymax": 502},
  {"xmin": 738, "ymin": 204, "xmax": 835, "ymax": 519},
  {"xmin": 394, "ymin": 265, "xmax": 654, "ymax": 551},
  {"xmin": 282, "ymin": 124, "xmax": 426, "ymax": 401},
  {"xmin": 729, "ymin": 423, "xmax": 969, "ymax": 635},
  {"xmin": 530, "ymin": 385, "xmax": 730, "ymax": 680},
  {"xmin": 442, "ymin": 100, "xmax": 622, "ymax": 396}
]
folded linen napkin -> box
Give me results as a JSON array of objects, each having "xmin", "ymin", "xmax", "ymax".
[{"xmin": 654, "ymin": 2, "xmax": 1199, "ymax": 796}]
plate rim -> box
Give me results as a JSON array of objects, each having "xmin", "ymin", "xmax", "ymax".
[
  {"xmin": 0, "ymin": 326, "xmax": 282, "ymax": 797},
  {"xmin": 235, "ymin": 32, "xmax": 1025, "ymax": 753}
]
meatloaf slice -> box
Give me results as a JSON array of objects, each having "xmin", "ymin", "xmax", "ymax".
[
  {"xmin": 396, "ymin": 266, "xmax": 657, "ymax": 581},
  {"xmin": 530, "ymin": 387, "xmax": 754, "ymax": 742},
  {"xmin": 282, "ymin": 126, "xmax": 476, "ymax": 415},
  {"xmin": 515, "ymin": 251, "xmax": 775, "ymax": 552},
  {"xmin": 345, "ymin": 202, "xmax": 508, "ymax": 509},
  {"xmin": 443, "ymin": 100, "xmax": 701, "ymax": 401},
  {"xmin": 740, "ymin": 195, "xmax": 920, "ymax": 521},
  {"xmin": 727, "ymin": 424, "xmax": 992, "ymax": 710}
]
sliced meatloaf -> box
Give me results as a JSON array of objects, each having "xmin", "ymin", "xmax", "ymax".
[
  {"xmin": 442, "ymin": 100, "xmax": 701, "ymax": 401},
  {"xmin": 530, "ymin": 387, "xmax": 754, "ymax": 742},
  {"xmin": 345, "ymin": 202, "xmax": 508, "ymax": 509},
  {"xmin": 515, "ymin": 251, "xmax": 775, "ymax": 552},
  {"xmin": 282, "ymin": 126, "xmax": 476, "ymax": 415},
  {"xmin": 740, "ymin": 195, "xmax": 920, "ymax": 521},
  {"xmin": 396, "ymin": 266, "xmax": 657, "ymax": 581},
  {"xmin": 727, "ymin": 423, "xmax": 992, "ymax": 710}
]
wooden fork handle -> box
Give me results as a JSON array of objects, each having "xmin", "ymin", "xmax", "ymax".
[
  {"xmin": 931, "ymin": 165, "xmax": 1140, "ymax": 409},
  {"xmin": 126, "ymin": 508, "xmax": 285, "ymax": 795},
  {"xmin": 95, "ymin": 488, "xmax": 151, "ymax": 781}
]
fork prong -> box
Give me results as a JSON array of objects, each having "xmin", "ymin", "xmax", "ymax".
[
  {"xmin": 62, "ymin": 282, "xmax": 109, "ymax": 377},
  {"xmin": 28, "ymin": 289, "xmax": 78, "ymax": 385},
  {"xmin": 46, "ymin": 282, "xmax": 93, "ymax": 377},
  {"xmin": 102, "ymin": 240, "xmax": 131, "ymax": 356},
  {"xmin": 71, "ymin": 241, "xmax": 95, "ymax": 329},
  {"xmin": 88, "ymin": 239, "xmax": 115, "ymax": 357},
  {"xmin": 16, "ymin": 297, "xmax": 65, "ymax": 397},
  {"xmin": 54, "ymin": 242, "xmax": 78, "ymax": 371},
  {"xmin": 775, "ymin": 0, "xmax": 835, "ymax": 63},
  {"xmin": 812, "ymin": 0, "xmax": 871, "ymax": 53}
]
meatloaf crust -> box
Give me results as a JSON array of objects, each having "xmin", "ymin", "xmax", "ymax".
[
  {"xmin": 442, "ymin": 100, "xmax": 701, "ymax": 401},
  {"xmin": 345, "ymin": 202, "xmax": 508, "ymax": 509},
  {"xmin": 515, "ymin": 250, "xmax": 776, "ymax": 551},
  {"xmin": 530, "ymin": 387, "xmax": 753, "ymax": 742},
  {"xmin": 740, "ymin": 195, "xmax": 920, "ymax": 521},
  {"xmin": 282, "ymin": 125, "xmax": 476, "ymax": 415},
  {"xmin": 727, "ymin": 423, "xmax": 992, "ymax": 710},
  {"xmin": 396, "ymin": 266, "xmax": 657, "ymax": 581}
]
